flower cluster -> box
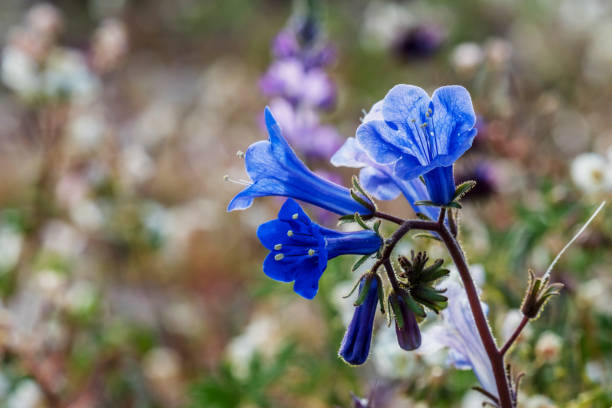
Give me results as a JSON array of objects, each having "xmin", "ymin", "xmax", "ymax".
[
  {"xmin": 228, "ymin": 81, "xmax": 479, "ymax": 369},
  {"xmin": 259, "ymin": 10, "xmax": 341, "ymax": 159}
]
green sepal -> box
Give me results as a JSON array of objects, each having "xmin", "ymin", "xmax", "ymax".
[
  {"xmin": 354, "ymin": 275, "xmax": 373, "ymax": 306},
  {"xmin": 414, "ymin": 286, "xmax": 448, "ymax": 303},
  {"xmin": 351, "ymin": 254, "xmax": 371, "ymax": 272},
  {"xmin": 415, "ymin": 212, "xmax": 433, "ymax": 221},
  {"xmin": 376, "ymin": 276, "xmax": 386, "ymax": 315},
  {"xmin": 354, "ymin": 212, "xmax": 370, "ymax": 230},
  {"xmin": 388, "ymin": 294, "xmax": 404, "ymax": 329},
  {"xmin": 403, "ymin": 291, "xmax": 426, "ymax": 318},
  {"xmin": 372, "ymin": 220, "xmax": 382, "ymax": 235},
  {"xmin": 413, "ymin": 233, "xmax": 442, "ymax": 242},
  {"xmin": 342, "ymin": 277, "xmax": 363, "ymax": 299},
  {"xmin": 421, "ymin": 268, "xmax": 450, "ymax": 283},
  {"xmin": 453, "ymin": 180, "xmax": 477, "ymax": 200},
  {"xmin": 350, "ymin": 189, "xmax": 374, "ymax": 214},
  {"xmin": 414, "ymin": 200, "xmax": 462, "ymax": 209}
]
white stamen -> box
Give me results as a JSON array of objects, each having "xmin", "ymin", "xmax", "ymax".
[
  {"xmin": 274, "ymin": 253, "xmax": 284, "ymax": 261},
  {"xmin": 544, "ymin": 201, "xmax": 606, "ymax": 279},
  {"xmin": 287, "ymin": 230, "xmax": 294, "ymax": 237},
  {"xmin": 223, "ymin": 175, "xmax": 250, "ymax": 186},
  {"xmin": 292, "ymin": 213, "xmax": 298, "ymax": 219},
  {"xmin": 274, "ymin": 244, "xmax": 282, "ymax": 250}
]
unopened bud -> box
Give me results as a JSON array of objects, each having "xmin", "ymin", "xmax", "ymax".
[
  {"xmin": 521, "ymin": 270, "xmax": 563, "ymax": 319},
  {"xmin": 388, "ymin": 291, "xmax": 422, "ymax": 351}
]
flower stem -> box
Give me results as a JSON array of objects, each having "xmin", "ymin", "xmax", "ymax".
[
  {"xmin": 437, "ymin": 226, "xmax": 514, "ymax": 408},
  {"xmin": 500, "ymin": 315, "xmax": 529, "ymax": 356},
  {"xmin": 373, "ymin": 211, "xmax": 405, "ymax": 225}
]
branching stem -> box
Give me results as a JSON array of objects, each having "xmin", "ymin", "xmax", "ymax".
[{"xmin": 500, "ymin": 316, "xmax": 529, "ymax": 356}]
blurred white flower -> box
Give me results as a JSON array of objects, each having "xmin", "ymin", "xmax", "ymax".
[
  {"xmin": 576, "ymin": 278, "xmax": 612, "ymax": 315},
  {"xmin": 500, "ymin": 309, "xmax": 532, "ymax": 345},
  {"xmin": 68, "ymin": 111, "xmax": 106, "ymax": 151},
  {"xmin": 143, "ymin": 347, "xmax": 183, "ymax": 405},
  {"xmin": 162, "ymin": 300, "xmax": 205, "ymax": 337},
  {"xmin": 120, "ymin": 144, "xmax": 155, "ymax": 185},
  {"xmin": 451, "ymin": 42, "xmax": 484, "ymax": 75},
  {"xmin": 226, "ymin": 315, "xmax": 281, "ymax": 379},
  {"xmin": 0, "ymin": 45, "xmax": 41, "ymax": 97},
  {"xmin": 6, "ymin": 379, "xmax": 43, "ymax": 408},
  {"xmin": 373, "ymin": 324, "xmax": 422, "ymax": 379},
  {"xmin": 91, "ymin": 18, "xmax": 128, "ymax": 73},
  {"xmin": 44, "ymin": 48, "xmax": 100, "ymax": 101},
  {"xmin": 70, "ymin": 199, "xmax": 104, "ymax": 231},
  {"xmin": 0, "ymin": 225, "xmax": 23, "ymax": 272},
  {"xmin": 570, "ymin": 152, "xmax": 612, "ymax": 194},
  {"xmin": 26, "ymin": 3, "xmax": 62, "ymax": 38},
  {"xmin": 362, "ymin": 2, "xmax": 414, "ymax": 49},
  {"xmin": 42, "ymin": 220, "xmax": 86, "ymax": 258},
  {"xmin": 534, "ymin": 331, "xmax": 562, "ymax": 363},
  {"xmin": 64, "ymin": 281, "xmax": 97, "ymax": 314},
  {"xmin": 521, "ymin": 394, "xmax": 557, "ymax": 408}
]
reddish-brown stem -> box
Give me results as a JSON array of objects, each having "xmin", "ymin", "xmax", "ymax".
[
  {"xmin": 500, "ymin": 315, "xmax": 529, "ymax": 356},
  {"xmin": 373, "ymin": 211, "xmax": 405, "ymax": 225},
  {"xmin": 372, "ymin": 211, "xmax": 514, "ymax": 408},
  {"xmin": 437, "ymin": 226, "xmax": 513, "ymax": 408}
]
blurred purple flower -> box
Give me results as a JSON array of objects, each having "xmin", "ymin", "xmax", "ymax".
[
  {"xmin": 392, "ymin": 24, "xmax": 445, "ymax": 61},
  {"xmin": 260, "ymin": 59, "xmax": 336, "ymax": 110},
  {"xmin": 267, "ymin": 98, "xmax": 342, "ymax": 159},
  {"xmin": 455, "ymin": 162, "xmax": 498, "ymax": 199}
]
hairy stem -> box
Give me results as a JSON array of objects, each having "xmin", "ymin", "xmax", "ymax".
[
  {"xmin": 373, "ymin": 211, "xmax": 514, "ymax": 407},
  {"xmin": 500, "ymin": 316, "xmax": 529, "ymax": 356},
  {"xmin": 373, "ymin": 211, "xmax": 405, "ymax": 225},
  {"xmin": 437, "ymin": 226, "xmax": 514, "ymax": 408}
]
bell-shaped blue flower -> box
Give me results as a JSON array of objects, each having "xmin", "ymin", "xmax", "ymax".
[
  {"xmin": 331, "ymin": 136, "xmax": 439, "ymax": 221},
  {"xmin": 356, "ymin": 85, "xmax": 477, "ymax": 204},
  {"xmin": 257, "ymin": 199, "xmax": 382, "ymax": 300},
  {"xmin": 339, "ymin": 276, "xmax": 379, "ymax": 365},
  {"xmin": 227, "ymin": 107, "xmax": 372, "ymax": 216}
]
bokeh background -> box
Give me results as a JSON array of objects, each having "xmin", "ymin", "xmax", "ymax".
[{"xmin": 0, "ymin": 0, "xmax": 610, "ymax": 407}]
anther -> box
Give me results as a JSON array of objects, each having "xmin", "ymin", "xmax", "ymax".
[
  {"xmin": 287, "ymin": 230, "xmax": 294, "ymax": 237},
  {"xmin": 308, "ymin": 249, "xmax": 315, "ymax": 256},
  {"xmin": 274, "ymin": 244, "xmax": 282, "ymax": 250},
  {"xmin": 292, "ymin": 213, "xmax": 299, "ymax": 220},
  {"xmin": 274, "ymin": 253, "xmax": 284, "ymax": 261}
]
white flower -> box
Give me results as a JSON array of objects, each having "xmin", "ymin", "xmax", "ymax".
[
  {"xmin": 0, "ymin": 45, "xmax": 41, "ymax": 96},
  {"xmin": 372, "ymin": 324, "xmax": 422, "ymax": 379},
  {"xmin": 0, "ymin": 225, "xmax": 23, "ymax": 272},
  {"xmin": 451, "ymin": 42, "xmax": 484, "ymax": 75},
  {"xmin": 534, "ymin": 331, "xmax": 562, "ymax": 363},
  {"xmin": 6, "ymin": 380, "xmax": 43, "ymax": 408},
  {"xmin": 570, "ymin": 152, "xmax": 612, "ymax": 194},
  {"xmin": 500, "ymin": 309, "xmax": 532, "ymax": 345}
]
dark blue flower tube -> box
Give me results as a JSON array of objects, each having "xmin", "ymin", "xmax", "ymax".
[
  {"xmin": 391, "ymin": 293, "xmax": 422, "ymax": 351},
  {"xmin": 227, "ymin": 107, "xmax": 372, "ymax": 216},
  {"xmin": 339, "ymin": 276, "xmax": 379, "ymax": 365},
  {"xmin": 257, "ymin": 199, "xmax": 381, "ymax": 299}
]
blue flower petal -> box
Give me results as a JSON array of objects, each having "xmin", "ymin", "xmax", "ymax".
[
  {"xmin": 262, "ymin": 252, "xmax": 298, "ymax": 283},
  {"xmin": 330, "ymin": 137, "xmax": 367, "ymax": 168},
  {"xmin": 430, "ymin": 86, "xmax": 477, "ymax": 159},
  {"xmin": 356, "ymin": 121, "xmax": 403, "ymax": 164},
  {"xmin": 359, "ymin": 167, "xmax": 401, "ymax": 201}
]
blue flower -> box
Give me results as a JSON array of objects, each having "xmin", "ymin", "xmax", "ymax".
[
  {"xmin": 257, "ymin": 199, "xmax": 382, "ymax": 299},
  {"xmin": 420, "ymin": 278, "xmax": 497, "ymax": 399},
  {"xmin": 331, "ymin": 136, "xmax": 439, "ymax": 221},
  {"xmin": 356, "ymin": 85, "xmax": 477, "ymax": 204},
  {"xmin": 227, "ymin": 107, "xmax": 372, "ymax": 216},
  {"xmin": 339, "ymin": 276, "xmax": 380, "ymax": 365}
]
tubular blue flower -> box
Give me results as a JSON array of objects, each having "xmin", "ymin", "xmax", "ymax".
[
  {"xmin": 420, "ymin": 279, "xmax": 497, "ymax": 399},
  {"xmin": 390, "ymin": 293, "xmax": 422, "ymax": 351},
  {"xmin": 227, "ymin": 107, "xmax": 372, "ymax": 216},
  {"xmin": 356, "ymin": 84, "xmax": 477, "ymax": 204},
  {"xmin": 331, "ymin": 136, "xmax": 438, "ymax": 221},
  {"xmin": 257, "ymin": 199, "xmax": 381, "ymax": 299},
  {"xmin": 339, "ymin": 276, "xmax": 380, "ymax": 365}
]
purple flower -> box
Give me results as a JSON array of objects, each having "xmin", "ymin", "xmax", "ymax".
[
  {"xmin": 268, "ymin": 98, "xmax": 342, "ymax": 159},
  {"xmin": 391, "ymin": 24, "xmax": 445, "ymax": 61},
  {"xmin": 259, "ymin": 59, "xmax": 336, "ymax": 110}
]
